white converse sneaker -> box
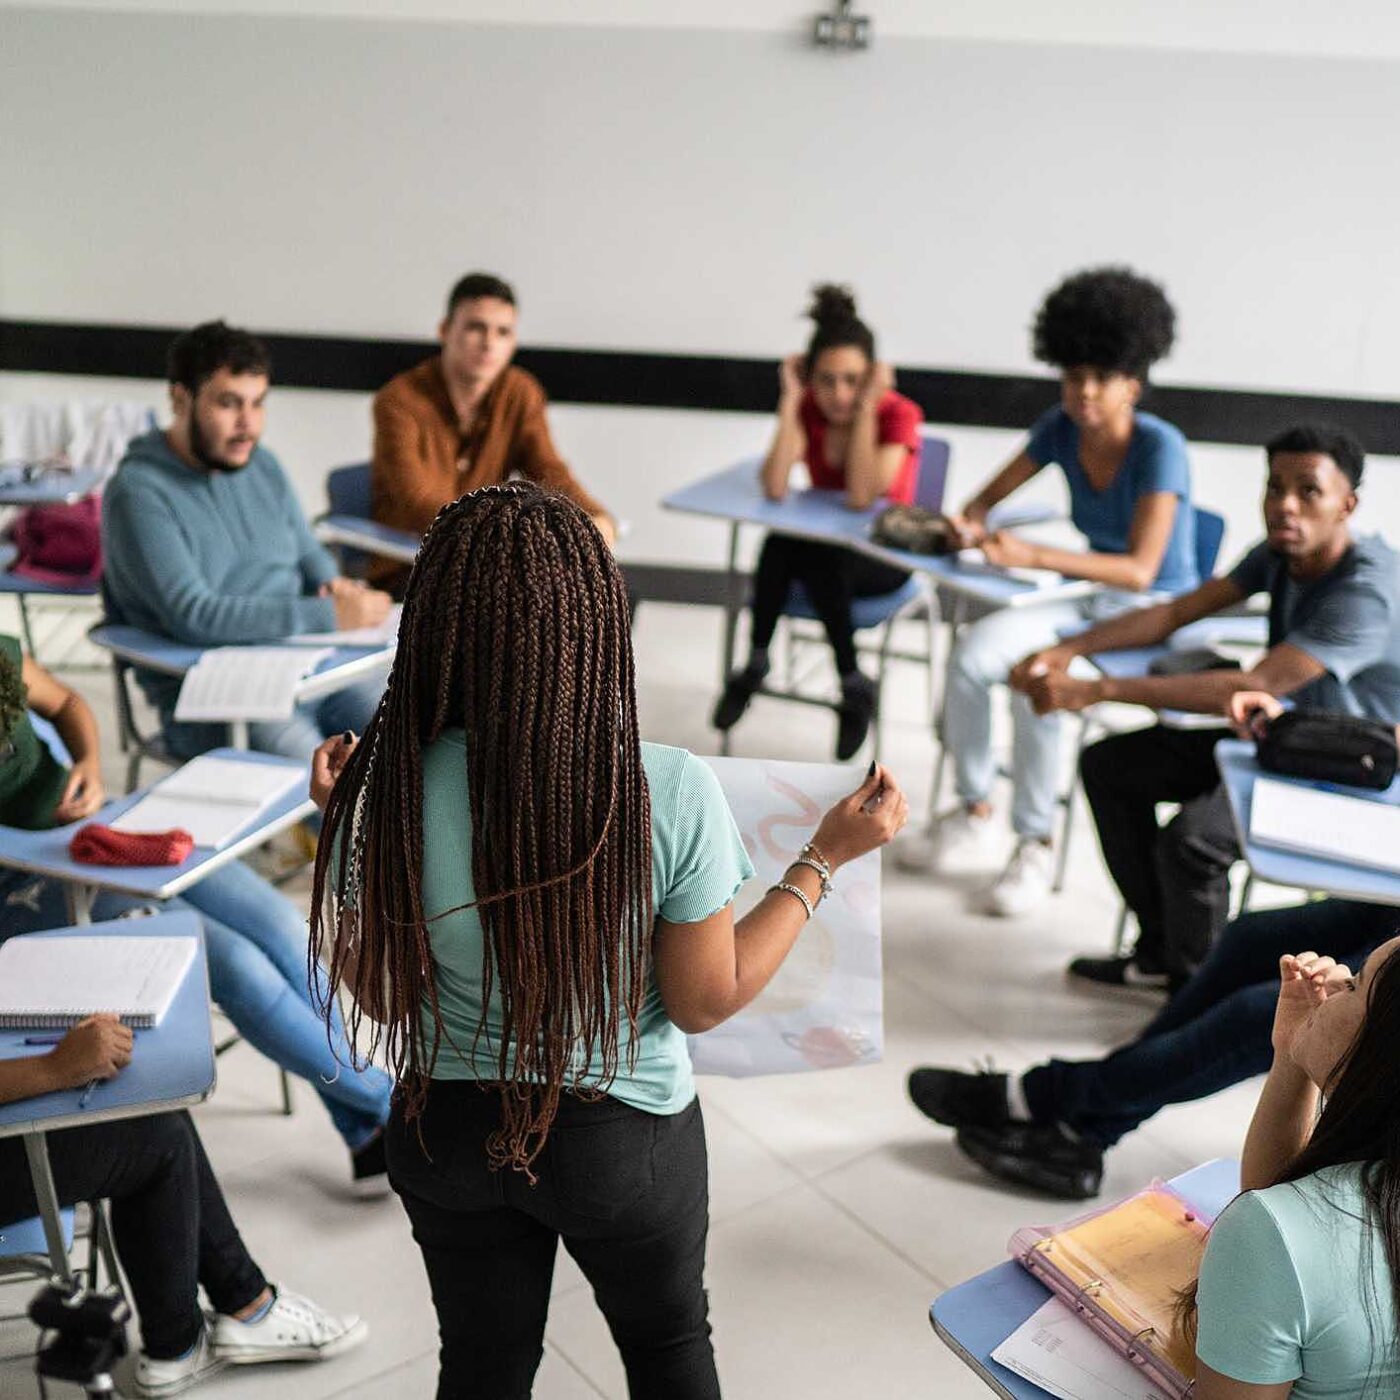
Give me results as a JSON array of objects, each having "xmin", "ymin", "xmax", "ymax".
[
  {"xmin": 209, "ymin": 1288, "xmax": 368, "ymax": 1367},
  {"xmin": 894, "ymin": 808, "xmax": 1000, "ymax": 875},
  {"xmin": 134, "ymin": 1324, "xmax": 227, "ymax": 1397},
  {"xmin": 986, "ymin": 838, "xmax": 1055, "ymax": 917}
]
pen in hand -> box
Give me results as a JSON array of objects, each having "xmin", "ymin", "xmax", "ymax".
[
  {"xmin": 861, "ymin": 759, "xmax": 887, "ymax": 814},
  {"xmin": 78, "ymin": 1079, "xmax": 99, "ymax": 1108}
]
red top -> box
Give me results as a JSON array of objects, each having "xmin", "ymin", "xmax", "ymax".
[{"xmin": 798, "ymin": 389, "xmax": 924, "ymax": 505}]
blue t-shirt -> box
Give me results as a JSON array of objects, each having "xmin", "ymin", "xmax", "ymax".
[
  {"xmin": 419, "ymin": 737, "xmax": 754, "ymax": 1115},
  {"xmin": 1228, "ymin": 533, "xmax": 1400, "ymax": 724},
  {"xmin": 1025, "ymin": 407, "xmax": 1198, "ymax": 595},
  {"xmin": 1197, "ymin": 1166, "xmax": 1400, "ymax": 1397}
]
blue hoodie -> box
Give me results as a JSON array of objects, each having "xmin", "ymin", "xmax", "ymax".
[{"xmin": 102, "ymin": 428, "xmax": 338, "ymax": 712}]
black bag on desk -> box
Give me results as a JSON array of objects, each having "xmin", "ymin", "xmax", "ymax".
[
  {"xmin": 871, "ymin": 505, "xmax": 958, "ymax": 556},
  {"xmin": 1256, "ymin": 709, "xmax": 1399, "ymax": 791}
]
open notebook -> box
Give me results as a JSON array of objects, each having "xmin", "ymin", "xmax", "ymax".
[
  {"xmin": 1249, "ymin": 775, "xmax": 1400, "ymax": 876},
  {"xmin": 0, "ymin": 935, "xmax": 198, "ymax": 1029},
  {"xmin": 111, "ymin": 755, "xmax": 305, "ymax": 849}
]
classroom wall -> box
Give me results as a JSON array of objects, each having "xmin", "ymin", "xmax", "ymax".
[{"xmin": 2, "ymin": 4, "xmax": 1398, "ymax": 568}]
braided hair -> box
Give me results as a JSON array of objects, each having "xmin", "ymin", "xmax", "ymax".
[{"xmin": 310, "ymin": 482, "xmax": 653, "ymax": 1174}]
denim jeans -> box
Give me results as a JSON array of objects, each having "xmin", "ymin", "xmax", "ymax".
[
  {"xmin": 388, "ymin": 1082, "xmax": 718, "ymax": 1400},
  {"xmin": 942, "ymin": 591, "xmax": 1151, "ymax": 839},
  {"xmin": 161, "ymin": 674, "xmax": 384, "ymax": 764},
  {"xmin": 0, "ymin": 862, "xmax": 392, "ymax": 1150},
  {"xmin": 1022, "ymin": 898, "xmax": 1400, "ymax": 1147}
]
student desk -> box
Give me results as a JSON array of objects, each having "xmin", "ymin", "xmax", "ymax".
[
  {"xmin": 1216, "ymin": 739, "xmax": 1400, "ymax": 907},
  {"xmin": 0, "ymin": 464, "xmax": 107, "ymax": 507},
  {"xmin": 315, "ymin": 514, "xmax": 419, "ymax": 565},
  {"xmin": 0, "ymin": 910, "xmax": 215, "ymax": 1284},
  {"xmin": 88, "ymin": 623, "xmax": 394, "ymax": 750},
  {"xmin": 930, "ymin": 1158, "xmax": 1239, "ymax": 1397},
  {"xmin": 0, "ymin": 748, "xmax": 315, "ymax": 924}
]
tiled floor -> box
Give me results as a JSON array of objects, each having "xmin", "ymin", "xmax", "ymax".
[{"xmin": 0, "ymin": 598, "xmax": 1272, "ymax": 1398}]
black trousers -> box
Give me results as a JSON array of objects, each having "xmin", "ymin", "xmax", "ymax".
[
  {"xmin": 387, "ymin": 1083, "xmax": 718, "ymax": 1400},
  {"xmin": 1080, "ymin": 725, "xmax": 1240, "ymax": 978},
  {"xmin": 0, "ymin": 1111, "xmax": 265, "ymax": 1360},
  {"xmin": 749, "ymin": 534, "xmax": 909, "ymax": 676}
]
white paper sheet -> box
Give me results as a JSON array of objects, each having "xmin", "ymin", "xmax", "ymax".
[
  {"xmin": 1249, "ymin": 775, "xmax": 1400, "ymax": 876},
  {"xmin": 954, "ymin": 548, "xmax": 1062, "ymax": 587},
  {"xmin": 991, "ymin": 1297, "xmax": 1170, "ymax": 1400},
  {"xmin": 111, "ymin": 755, "xmax": 304, "ymax": 848},
  {"xmin": 288, "ymin": 604, "xmax": 402, "ymax": 647},
  {"xmin": 173, "ymin": 647, "xmax": 333, "ymax": 723}
]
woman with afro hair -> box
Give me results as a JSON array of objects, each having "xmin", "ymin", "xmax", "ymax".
[{"xmin": 898, "ymin": 266, "xmax": 1197, "ymax": 917}]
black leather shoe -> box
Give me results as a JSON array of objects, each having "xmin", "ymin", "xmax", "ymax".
[
  {"xmin": 907, "ymin": 1067, "xmax": 1011, "ymax": 1131},
  {"xmin": 956, "ymin": 1121, "xmax": 1104, "ymax": 1200},
  {"xmin": 836, "ymin": 674, "xmax": 877, "ymax": 761},
  {"xmin": 712, "ymin": 669, "xmax": 766, "ymax": 732},
  {"xmin": 1066, "ymin": 954, "xmax": 1170, "ymax": 991}
]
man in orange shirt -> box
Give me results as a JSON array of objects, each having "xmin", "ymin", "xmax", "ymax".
[{"xmin": 370, "ymin": 273, "xmax": 616, "ymax": 593}]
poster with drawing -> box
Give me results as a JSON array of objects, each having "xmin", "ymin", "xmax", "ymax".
[{"xmin": 689, "ymin": 757, "xmax": 883, "ymax": 1077}]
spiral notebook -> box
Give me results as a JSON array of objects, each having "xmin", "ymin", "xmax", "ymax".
[{"xmin": 0, "ymin": 935, "xmax": 198, "ymax": 1029}]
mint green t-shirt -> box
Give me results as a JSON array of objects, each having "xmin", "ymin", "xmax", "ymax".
[
  {"xmin": 1196, "ymin": 1164, "xmax": 1400, "ymax": 1396},
  {"xmin": 418, "ymin": 735, "xmax": 754, "ymax": 1114}
]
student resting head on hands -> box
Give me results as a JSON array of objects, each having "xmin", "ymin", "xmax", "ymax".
[
  {"xmin": 309, "ymin": 480, "xmax": 907, "ymax": 1400},
  {"xmin": 712, "ymin": 283, "xmax": 925, "ymax": 760},
  {"xmin": 1188, "ymin": 929, "xmax": 1400, "ymax": 1397},
  {"xmin": 897, "ymin": 265, "xmax": 1196, "ymax": 918}
]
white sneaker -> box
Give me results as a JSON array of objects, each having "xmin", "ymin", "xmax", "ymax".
[
  {"xmin": 895, "ymin": 808, "xmax": 1000, "ymax": 875},
  {"xmin": 134, "ymin": 1324, "xmax": 227, "ymax": 1397},
  {"xmin": 209, "ymin": 1288, "xmax": 368, "ymax": 1366},
  {"xmin": 986, "ymin": 838, "xmax": 1055, "ymax": 917}
]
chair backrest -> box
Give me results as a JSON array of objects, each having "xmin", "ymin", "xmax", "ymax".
[
  {"xmin": 1193, "ymin": 507, "xmax": 1227, "ymax": 582},
  {"xmin": 326, "ymin": 462, "xmax": 372, "ymax": 519},
  {"xmin": 912, "ymin": 437, "xmax": 951, "ymax": 513}
]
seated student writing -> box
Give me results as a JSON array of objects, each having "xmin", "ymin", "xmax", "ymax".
[
  {"xmin": 370, "ymin": 271, "xmax": 616, "ymax": 596},
  {"xmin": 897, "ymin": 267, "xmax": 1196, "ymax": 916},
  {"xmin": 1012, "ymin": 422, "xmax": 1399, "ymax": 988},
  {"xmin": 309, "ymin": 483, "xmax": 908, "ymax": 1400},
  {"xmin": 1186, "ymin": 930, "xmax": 1400, "ymax": 1396},
  {"xmin": 712, "ymin": 284, "xmax": 925, "ymax": 760},
  {"xmin": 102, "ymin": 321, "xmax": 393, "ymax": 764},
  {"xmin": 0, "ymin": 1016, "xmax": 365, "ymax": 1396},
  {"xmin": 0, "ymin": 636, "xmax": 393, "ymax": 1195}
]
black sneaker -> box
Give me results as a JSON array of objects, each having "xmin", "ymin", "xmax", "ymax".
[
  {"xmin": 350, "ymin": 1129, "xmax": 391, "ymax": 1199},
  {"xmin": 907, "ymin": 1067, "xmax": 1011, "ymax": 1130},
  {"xmin": 712, "ymin": 668, "xmax": 766, "ymax": 732},
  {"xmin": 955, "ymin": 1122, "xmax": 1104, "ymax": 1200},
  {"xmin": 1066, "ymin": 954, "xmax": 1170, "ymax": 991},
  {"xmin": 836, "ymin": 674, "xmax": 878, "ymax": 761}
]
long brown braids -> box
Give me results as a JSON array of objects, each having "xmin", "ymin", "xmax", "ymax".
[{"xmin": 309, "ymin": 482, "xmax": 653, "ymax": 1174}]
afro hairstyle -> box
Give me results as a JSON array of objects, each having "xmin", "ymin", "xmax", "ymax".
[{"xmin": 1032, "ymin": 266, "xmax": 1176, "ymax": 380}]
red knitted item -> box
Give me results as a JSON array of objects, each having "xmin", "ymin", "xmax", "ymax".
[{"xmin": 68, "ymin": 824, "xmax": 195, "ymax": 867}]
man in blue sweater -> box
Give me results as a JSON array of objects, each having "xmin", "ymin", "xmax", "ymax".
[{"xmin": 103, "ymin": 322, "xmax": 393, "ymax": 761}]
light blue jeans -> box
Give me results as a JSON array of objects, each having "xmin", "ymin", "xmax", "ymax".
[
  {"xmin": 161, "ymin": 675, "xmax": 384, "ymax": 765},
  {"xmin": 0, "ymin": 861, "xmax": 392, "ymax": 1151},
  {"xmin": 942, "ymin": 592, "xmax": 1151, "ymax": 840}
]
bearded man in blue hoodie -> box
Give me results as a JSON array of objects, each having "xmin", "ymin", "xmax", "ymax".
[{"xmin": 102, "ymin": 321, "xmax": 393, "ymax": 761}]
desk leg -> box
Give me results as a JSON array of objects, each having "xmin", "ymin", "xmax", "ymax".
[
  {"xmin": 23, "ymin": 1132, "xmax": 73, "ymax": 1287},
  {"xmin": 718, "ymin": 523, "xmax": 742, "ymax": 758},
  {"xmin": 230, "ymin": 721, "xmax": 250, "ymax": 750},
  {"xmin": 926, "ymin": 593, "xmax": 968, "ymax": 826},
  {"xmin": 64, "ymin": 884, "xmax": 95, "ymax": 926}
]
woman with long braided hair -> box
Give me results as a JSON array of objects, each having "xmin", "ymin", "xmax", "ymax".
[{"xmin": 309, "ymin": 481, "xmax": 907, "ymax": 1400}]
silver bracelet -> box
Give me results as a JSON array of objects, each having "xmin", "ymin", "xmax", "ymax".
[
  {"xmin": 790, "ymin": 856, "xmax": 833, "ymax": 902},
  {"xmin": 770, "ymin": 881, "xmax": 815, "ymax": 921},
  {"xmin": 800, "ymin": 841, "xmax": 832, "ymax": 879}
]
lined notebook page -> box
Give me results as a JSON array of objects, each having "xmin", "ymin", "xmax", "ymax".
[
  {"xmin": 111, "ymin": 755, "xmax": 304, "ymax": 848},
  {"xmin": 0, "ymin": 935, "xmax": 198, "ymax": 1029}
]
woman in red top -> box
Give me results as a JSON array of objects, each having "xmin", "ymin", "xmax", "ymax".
[{"xmin": 712, "ymin": 285, "xmax": 924, "ymax": 759}]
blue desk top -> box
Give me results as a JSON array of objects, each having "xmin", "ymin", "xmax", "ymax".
[
  {"xmin": 88, "ymin": 623, "xmax": 391, "ymax": 679},
  {"xmin": 0, "ymin": 748, "xmax": 314, "ymax": 900},
  {"xmin": 315, "ymin": 513, "xmax": 420, "ymax": 564},
  {"xmin": 0, "ymin": 465, "xmax": 107, "ymax": 507},
  {"xmin": 664, "ymin": 461, "xmax": 1090, "ymax": 609},
  {"xmin": 930, "ymin": 1159, "xmax": 1239, "ymax": 1398},
  {"xmin": 1216, "ymin": 740, "xmax": 1400, "ymax": 907},
  {"xmin": 0, "ymin": 910, "xmax": 215, "ymax": 1139}
]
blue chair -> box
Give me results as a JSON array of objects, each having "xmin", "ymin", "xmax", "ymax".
[
  {"xmin": 731, "ymin": 436, "xmax": 951, "ymax": 760},
  {"xmin": 322, "ymin": 462, "xmax": 374, "ymax": 579}
]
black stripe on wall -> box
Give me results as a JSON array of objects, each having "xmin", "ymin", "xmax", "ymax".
[{"xmin": 2, "ymin": 318, "xmax": 1397, "ymax": 455}]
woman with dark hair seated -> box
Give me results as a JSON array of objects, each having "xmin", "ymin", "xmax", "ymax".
[
  {"xmin": 712, "ymin": 284, "xmax": 925, "ymax": 760},
  {"xmin": 898, "ymin": 265, "xmax": 1198, "ymax": 917},
  {"xmin": 1186, "ymin": 930, "xmax": 1400, "ymax": 1394}
]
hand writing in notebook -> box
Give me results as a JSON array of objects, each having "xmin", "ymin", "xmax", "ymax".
[
  {"xmin": 44, "ymin": 1016, "xmax": 132, "ymax": 1091},
  {"xmin": 311, "ymin": 732, "xmax": 359, "ymax": 812}
]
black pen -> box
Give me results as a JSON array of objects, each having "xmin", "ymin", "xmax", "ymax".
[{"xmin": 861, "ymin": 760, "xmax": 886, "ymax": 814}]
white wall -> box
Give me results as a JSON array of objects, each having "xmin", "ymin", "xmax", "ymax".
[{"xmin": 2, "ymin": 6, "xmax": 1397, "ymax": 567}]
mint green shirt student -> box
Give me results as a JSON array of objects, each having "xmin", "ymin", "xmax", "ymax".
[
  {"xmin": 1196, "ymin": 1164, "xmax": 1400, "ymax": 1396},
  {"xmin": 419, "ymin": 736, "xmax": 754, "ymax": 1114}
]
